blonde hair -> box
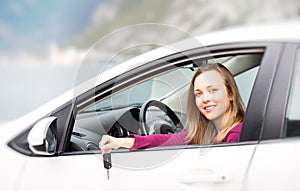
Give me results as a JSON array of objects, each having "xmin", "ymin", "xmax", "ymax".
[{"xmin": 186, "ymin": 64, "xmax": 244, "ymax": 144}]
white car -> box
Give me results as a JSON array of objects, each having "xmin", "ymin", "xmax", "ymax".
[{"xmin": 2, "ymin": 21, "xmax": 300, "ymax": 191}]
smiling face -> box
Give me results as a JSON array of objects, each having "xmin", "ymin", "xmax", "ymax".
[{"xmin": 194, "ymin": 70, "xmax": 231, "ymax": 124}]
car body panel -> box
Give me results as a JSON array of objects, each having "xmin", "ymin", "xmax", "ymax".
[
  {"xmin": 0, "ymin": 125, "xmax": 28, "ymax": 191},
  {"xmin": 17, "ymin": 144, "xmax": 256, "ymax": 191},
  {"xmin": 245, "ymin": 139, "xmax": 300, "ymax": 191}
]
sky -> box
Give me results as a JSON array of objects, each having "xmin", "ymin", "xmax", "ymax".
[{"xmin": 0, "ymin": 0, "xmax": 101, "ymax": 51}]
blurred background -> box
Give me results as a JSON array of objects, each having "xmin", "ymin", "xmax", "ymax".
[{"xmin": 1, "ymin": 0, "xmax": 300, "ymax": 123}]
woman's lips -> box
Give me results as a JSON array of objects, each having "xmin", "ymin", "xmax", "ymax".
[{"xmin": 203, "ymin": 105, "xmax": 216, "ymax": 111}]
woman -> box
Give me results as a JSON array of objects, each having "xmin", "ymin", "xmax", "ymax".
[{"xmin": 99, "ymin": 63, "xmax": 245, "ymax": 153}]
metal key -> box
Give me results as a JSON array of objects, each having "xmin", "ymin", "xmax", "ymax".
[{"xmin": 103, "ymin": 153, "xmax": 112, "ymax": 180}]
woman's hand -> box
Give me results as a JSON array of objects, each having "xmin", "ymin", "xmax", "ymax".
[{"xmin": 99, "ymin": 135, "xmax": 135, "ymax": 153}]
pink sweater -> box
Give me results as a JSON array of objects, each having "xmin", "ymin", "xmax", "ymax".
[{"xmin": 128, "ymin": 123, "xmax": 242, "ymax": 150}]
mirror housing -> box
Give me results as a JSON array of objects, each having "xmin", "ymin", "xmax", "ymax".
[{"xmin": 27, "ymin": 117, "xmax": 57, "ymax": 156}]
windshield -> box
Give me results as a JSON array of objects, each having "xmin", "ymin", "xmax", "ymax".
[{"xmin": 83, "ymin": 67, "xmax": 194, "ymax": 112}]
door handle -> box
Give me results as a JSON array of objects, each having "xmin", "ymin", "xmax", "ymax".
[{"xmin": 179, "ymin": 168, "xmax": 232, "ymax": 184}]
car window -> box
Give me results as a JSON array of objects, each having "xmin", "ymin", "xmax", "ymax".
[
  {"xmin": 235, "ymin": 66, "xmax": 259, "ymax": 107},
  {"xmin": 69, "ymin": 52, "xmax": 262, "ymax": 152},
  {"xmin": 284, "ymin": 48, "xmax": 300, "ymax": 137},
  {"xmin": 83, "ymin": 69, "xmax": 194, "ymax": 113}
]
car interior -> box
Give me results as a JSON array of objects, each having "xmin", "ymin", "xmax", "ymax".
[{"xmin": 68, "ymin": 52, "xmax": 263, "ymax": 152}]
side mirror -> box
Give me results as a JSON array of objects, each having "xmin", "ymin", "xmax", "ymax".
[{"xmin": 27, "ymin": 117, "xmax": 57, "ymax": 156}]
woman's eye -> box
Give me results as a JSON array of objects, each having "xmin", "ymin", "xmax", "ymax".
[
  {"xmin": 195, "ymin": 93, "xmax": 202, "ymax": 97},
  {"xmin": 211, "ymin": 88, "xmax": 218, "ymax": 93}
]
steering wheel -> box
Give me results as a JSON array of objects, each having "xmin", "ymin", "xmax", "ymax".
[{"xmin": 139, "ymin": 100, "xmax": 184, "ymax": 135}]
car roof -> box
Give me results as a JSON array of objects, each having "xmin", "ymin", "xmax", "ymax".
[{"xmin": 196, "ymin": 20, "xmax": 300, "ymax": 46}]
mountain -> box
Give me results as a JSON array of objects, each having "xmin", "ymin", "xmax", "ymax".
[{"xmin": 72, "ymin": 0, "xmax": 300, "ymax": 49}]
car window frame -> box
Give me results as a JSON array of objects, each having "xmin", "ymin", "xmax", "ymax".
[
  {"xmin": 60, "ymin": 42, "xmax": 278, "ymax": 155},
  {"xmin": 239, "ymin": 42, "xmax": 283, "ymax": 142},
  {"xmin": 261, "ymin": 43, "xmax": 299, "ymax": 140}
]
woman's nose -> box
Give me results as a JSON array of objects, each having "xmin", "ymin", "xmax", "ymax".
[{"xmin": 202, "ymin": 92, "xmax": 211, "ymax": 102}]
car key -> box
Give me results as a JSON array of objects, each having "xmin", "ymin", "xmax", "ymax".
[{"xmin": 103, "ymin": 153, "xmax": 112, "ymax": 180}]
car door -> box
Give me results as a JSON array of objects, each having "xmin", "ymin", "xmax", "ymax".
[
  {"xmin": 18, "ymin": 43, "xmax": 280, "ymax": 191},
  {"xmin": 244, "ymin": 43, "xmax": 300, "ymax": 191}
]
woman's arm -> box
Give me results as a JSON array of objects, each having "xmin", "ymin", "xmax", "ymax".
[
  {"xmin": 99, "ymin": 131, "xmax": 188, "ymax": 153},
  {"xmin": 128, "ymin": 131, "xmax": 187, "ymax": 150}
]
